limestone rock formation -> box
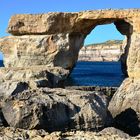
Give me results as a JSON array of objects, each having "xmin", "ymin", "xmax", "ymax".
[
  {"xmin": 0, "ymin": 34, "xmax": 84, "ymax": 69},
  {"xmin": 78, "ymin": 40, "xmax": 123, "ymax": 61},
  {"xmin": 0, "ymin": 127, "xmax": 137, "ymax": 140},
  {"xmin": 5, "ymin": 9, "xmax": 140, "ymax": 78},
  {"xmin": 2, "ymin": 88, "xmax": 111, "ymax": 131},
  {"xmin": 0, "ymin": 66, "xmax": 69, "ymax": 98},
  {"xmin": 7, "ymin": 9, "xmax": 136, "ymax": 36},
  {"xmin": 0, "ymin": 9, "xmax": 140, "ymax": 138},
  {"xmin": 108, "ymin": 78, "xmax": 140, "ymax": 135}
]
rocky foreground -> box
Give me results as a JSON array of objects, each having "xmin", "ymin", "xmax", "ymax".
[
  {"xmin": 0, "ymin": 9, "xmax": 140, "ymax": 139},
  {"xmin": 0, "ymin": 127, "xmax": 139, "ymax": 140}
]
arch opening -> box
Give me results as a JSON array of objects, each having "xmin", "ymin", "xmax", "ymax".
[
  {"xmin": 0, "ymin": 52, "xmax": 4, "ymax": 67},
  {"xmin": 65, "ymin": 19, "xmax": 132, "ymax": 87}
]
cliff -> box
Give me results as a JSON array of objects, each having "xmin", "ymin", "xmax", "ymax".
[{"xmin": 78, "ymin": 40, "xmax": 123, "ymax": 61}]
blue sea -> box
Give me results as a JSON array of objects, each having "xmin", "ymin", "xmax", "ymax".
[
  {"xmin": 66, "ymin": 61, "xmax": 125, "ymax": 87},
  {"xmin": 0, "ymin": 60, "xmax": 4, "ymax": 67},
  {"xmin": 0, "ymin": 60, "xmax": 125, "ymax": 87}
]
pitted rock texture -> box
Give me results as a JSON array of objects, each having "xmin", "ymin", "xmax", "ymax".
[
  {"xmin": 3, "ymin": 9, "xmax": 140, "ymax": 78},
  {"xmin": 78, "ymin": 40, "xmax": 123, "ymax": 62},
  {"xmin": 0, "ymin": 127, "xmax": 138, "ymax": 140},
  {"xmin": 0, "ymin": 9, "xmax": 140, "ymax": 137},
  {"xmin": 7, "ymin": 9, "xmax": 137, "ymax": 35},
  {"xmin": 0, "ymin": 34, "xmax": 84, "ymax": 69},
  {"xmin": 108, "ymin": 78, "xmax": 140, "ymax": 136},
  {"xmin": 0, "ymin": 66, "xmax": 69, "ymax": 98},
  {"xmin": 2, "ymin": 88, "xmax": 111, "ymax": 131}
]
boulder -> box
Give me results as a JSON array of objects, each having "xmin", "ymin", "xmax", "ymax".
[
  {"xmin": 0, "ymin": 81, "xmax": 29, "ymax": 99},
  {"xmin": 0, "ymin": 66, "xmax": 69, "ymax": 87},
  {"xmin": 108, "ymin": 78, "xmax": 140, "ymax": 136},
  {"xmin": 0, "ymin": 66, "xmax": 69, "ymax": 99},
  {"xmin": 2, "ymin": 88, "xmax": 111, "ymax": 132}
]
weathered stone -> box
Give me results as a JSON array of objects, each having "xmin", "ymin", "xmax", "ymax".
[
  {"xmin": 0, "ymin": 81, "xmax": 29, "ymax": 99},
  {"xmin": 2, "ymin": 88, "xmax": 111, "ymax": 132},
  {"xmin": 1, "ymin": 9, "xmax": 140, "ymax": 78},
  {"xmin": 0, "ymin": 66, "xmax": 69, "ymax": 99},
  {"xmin": 0, "ymin": 127, "xmax": 136, "ymax": 140},
  {"xmin": 0, "ymin": 34, "xmax": 84, "ymax": 69},
  {"xmin": 108, "ymin": 78, "xmax": 140, "ymax": 136},
  {"xmin": 5, "ymin": 9, "xmax": 140, "ymax": 78},
  {"xmin": 7, "ymin": 13, "xmax": 78, "ymax": 35},
  {"xmin": 7, "ymin": 9, "xmax": 138, "ymax": 35}
]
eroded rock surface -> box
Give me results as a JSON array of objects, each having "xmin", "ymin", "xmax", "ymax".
[
  {"xmin": 0, "ymin": 66, "xmax": 69, "ymax": 98},
  {"xmin": 108, "ymin": 78, "xmax": 140, "ymax": 136},
  {"xmin": 0, "ymin": 9, "xmax": 140, "ymax": 138},
  {"xmin": 0, "ymin": 34, "xmax": 84, "ymax": 69},
  {"xmin": 2, "ymin": 88, "xmax": 111, "ymax": 131},
  {"xmin": 7, "ymin": 9, "xmax": 136, "ymax": 35},
  {"xmin": 3, "ymin": 9, "xmax": 140, "ymax": 78},
  {"xmin": 0, "ymin": 9, "xmax": 140, "ymax": 78},
  {"xmin": 0, "ymin": 127, "xmax": 138, "ymax": 140}
]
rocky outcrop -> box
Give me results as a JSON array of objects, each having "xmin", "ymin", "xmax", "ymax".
[
  {"xmin": 0, "ymin": 66, "xmax": 69, "ymax": 98},
  {"xmin": 0, "ymin": 127, "xmax": 137, "ymax": 140},
  {"xmin": 2, "ymin": 88, "xmax": 111, "ymax": 131},
  {"xmin": 2, "ymin": 9, "xmax": 140, "ymax": 78},
  {"xmin": 0, "ymin": 9, "xmax": 140, "ymax": 138},
  {"xmin": 108, "ymin": 78, "xmax": 140, "ymax": 136},
  {"xmin": 78, "ymin": 40, "xmax": 123, "ymax": 61},
  {"xmin": 0, "ymin": 34, "xmax": 84, "ymax": 69}
]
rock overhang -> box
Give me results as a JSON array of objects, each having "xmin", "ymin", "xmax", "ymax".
[
  {"xmin": 0, "ymin": 8, "xmax": 140, "ymax": 79},
  {"xmin": 7, "ymin": 9, "xmax": 140, "ymax": 36}
]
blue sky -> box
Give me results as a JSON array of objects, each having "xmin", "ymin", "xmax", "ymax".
[{"xmin": 0, "ymin": 0, "xmax": 140, "ymax": 59}]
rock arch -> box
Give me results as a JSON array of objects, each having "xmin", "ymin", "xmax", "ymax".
[{"xmin": 0, "ymin": 9, "xmax": 140, "ymax": 80}]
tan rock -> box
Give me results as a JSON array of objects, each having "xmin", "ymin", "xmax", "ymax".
[
  {"xmin": 7, "ymin": 13, "xmax": 78, "ymax": 35},
  {"xmin": 108, "ymin": 78, "xmax": 140, "ymax": 136},
  {"xmin": 0, "ymin": 127, "xmax": 136, "ymax": 140},
  {"xmin": 0, "ymin": 66, "xmax": 69, "ymax": 98},
  {"xmin": 7, "ymin": 9, "xmax": 139, "ymax": 35},
  {"xmin": 5, "ymin": 9, "xmax": 140, "ymax": 78},
  {"xmin": 2, "ymin": 88, "xmax": 111, "ymax": 131},
  {"xmin": 0, "ymin": 34, "xmax": 84, "ymax": 69},
  {"xmin": 108, "ymin": 78, "xmax": 140, "ymax": 118}
]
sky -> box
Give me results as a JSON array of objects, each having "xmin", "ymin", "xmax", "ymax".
[{"xmin": 0, "ymin": 0, "xmax": 140, "ymax": 59}]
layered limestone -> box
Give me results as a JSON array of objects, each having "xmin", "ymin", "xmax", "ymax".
[
  {"xmin": 0, "ymin": 9, "xmax": 140, "ymax": 137},
  {"xmin": 5, "ymin": 9, "xmax": 140, "ymax": 78},
  {"xmin": 7, "ymin": 9, "xmax": 137, "ymax": 35},
  {"xmin": 78, "ymin": 40, "xmax": 123, "ymax": 61},
  {"xmin": 0, "ymin": 34, "xmax": 84, "ymax": 69}
]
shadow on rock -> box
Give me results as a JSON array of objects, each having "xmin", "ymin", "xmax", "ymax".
[{"xmin": 113, "ymin": 108, "xmax": 140, "ymax": 136}]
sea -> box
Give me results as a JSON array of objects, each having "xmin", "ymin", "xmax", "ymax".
[
  {"xmin": 0, "ymin": 60, "xmax": 125, "ymax": 87},
  {"xmin": 65, "ymin": 61, "xmax": 125, "ymax": 87},
  {"xmin": 0, "ymin": 60, "xmax": 4, "ymax": 67}
]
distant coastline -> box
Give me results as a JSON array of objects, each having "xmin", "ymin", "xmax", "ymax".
[{"xmin": 78, "ymin": 40, "xmax": 123, "ymax": 62}]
